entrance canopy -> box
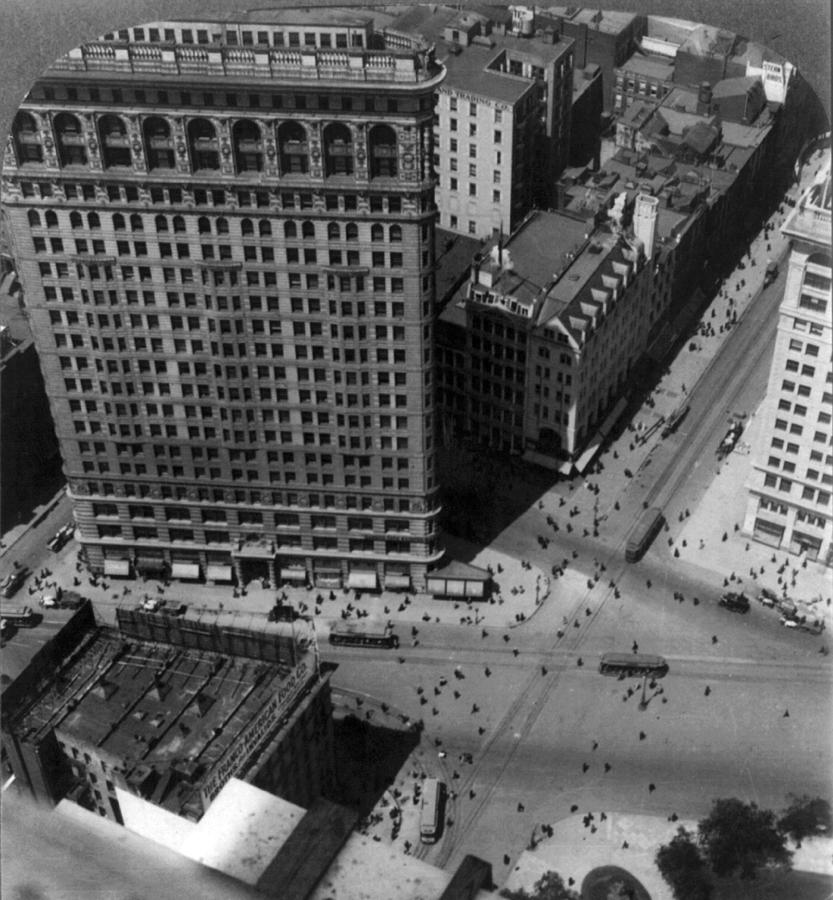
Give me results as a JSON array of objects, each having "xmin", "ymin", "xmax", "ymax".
[{"xmin": 347, "ymin": 571, "xmax": 378, "ymax": 590}]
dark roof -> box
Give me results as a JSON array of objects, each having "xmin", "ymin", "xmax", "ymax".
[{"xmin": 682, "ymin": 121, "xmax": 719, "ymax": 155}]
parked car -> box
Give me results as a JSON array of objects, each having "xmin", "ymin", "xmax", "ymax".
[
  {"xmin": 142, "ymin": 597, "xmax": 164, "ymax": 612},
  {"xmin": 719, "ymin": 592, "xmax": 750, "ymax": 613},
  {"xmin": 757, "ymin": 588, "xmax": 778, "ymax": 607},
  {"xmin": 780, "ymin": 616, "xmax": 799, "ymax": 629},
  {"xmin": 1, "ymin": 569, "xmax": 27, "ymax": 598},
  {"xmin": 47, "ymin": 523, "xmax": 75, "ymax": 552},
  {"xmin": 716, "ymin": 422, "xmax": 744, "ymax": 460}
]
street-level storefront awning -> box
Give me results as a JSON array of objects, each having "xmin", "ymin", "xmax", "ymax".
[
  {"xmin": 315, "ymin": 575, "xmax": 342, "ymax": 588},
  {"xmin": 103, "ymin": 559, "xmax": 130, "ymax": 577},
  {"xmin": 280, "ymin": 568, "xmax": 307, "ymax": 581},
  {"xmin": 171, "ymin": 562, "xmax": 200, "ymax": 580},
  {"xmin": 575, "ymin": 435, "xmax": 603, "ymax": 475},
  {"xmin": 135, "ymin": 556, "xmax": 166, "ymax": 573},
  {"xmin": 347, "ymin": 571, "xmax": 378, "ymax": 590},
  {"xmin": 384, "ymin": 575, "xmax": 411, "ymax": 590},
  {"xmin": 206, "ymin": 564, "xmax": 233, "ymax": 583}
]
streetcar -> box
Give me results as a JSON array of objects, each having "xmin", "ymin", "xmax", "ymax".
[
  {"xmin": 599, "ymin": 652, "xmax": 668, "ymax": 677},
  {"xmin": 328, "ymin": 621, "xmax": 399, "ymax": 649},
  {"xmin": 419, "ymin": 778, "xmax": 444, "ymax": 844},
  {"xmin": 624, "ymin": 507, "xmax": 664, "ymax": 562}
]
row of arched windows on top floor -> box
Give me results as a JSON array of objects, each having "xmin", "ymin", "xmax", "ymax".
[
  {"xmin": 27, "ymin": 208, "xmax": 406, "ymax": 244},
  {"xmin": 13, "ymin": 110, "xmax": 401, "ymax": 178}
]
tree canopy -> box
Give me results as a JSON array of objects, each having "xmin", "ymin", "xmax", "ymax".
[
  {"xmin": 500, "ymin": 870, "xmax": 580, "ymax": 900},
  {"xmin": 778, "ymin": 795, "xmax": 832, "ymax": 846},
  {"xmin": 655, "ymin": 827, "xmax": 712, "ymax": 900},
  {"xmin": 698, "ymin": 798, "xmax": 792, "ymax": 879}
]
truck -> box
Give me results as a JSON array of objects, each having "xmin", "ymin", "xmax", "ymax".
[
  {"xmin": 0, "ymin": 606, "xmax": 37, "ymax": 627},
  {"xmin": 328, "ymin": 620, "xmax": 399, "ymax": 649},
  {"xmin": 41, "ymin": 589, "xmax": 86, "ymax": 610},
  {"xmin": 625, "ymin": 507, "xmax": 664, "ymax": 562}
]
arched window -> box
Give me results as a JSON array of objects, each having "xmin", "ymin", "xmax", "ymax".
[
  {"xmin": 232, "ymin": 119, "xmax": 263, "ymax": 173},
  {"xmin": 346, "ymin": 223, "xmax": 359, "ymax": 241},
  {"xmin": 54, "ymin": 112, "xmax": 87, "ymax": 167},
  {"xmin": 130, "ymin": 213, "xmax": 143, "ymax": 232},
  {"xmin": 216, "ymin": 217, "xmax": 229, "ymax": 235},
  {"xmin": 368, "ymin": 124, "xmax": 397, "ymax": 178},
  {"xmin": 45, "ymin": 210, "xmax": 58, "ymax": 228},
  {"xmin": 258, "ymin": 220, "xmax": 272, "ymax": 237},
  {"xmin": 198, "ymin": 217, "xmax": 211, "ymax": 235},
  {"xmin": 301, "ymin": 221, "xmax": 315, "ymax": 239},
  {"xmin": 143, "ymin": 116, "xmax": 175, "ymax": 170},
  {"xmin": 389, "ymin": 224, "xmax": 402, "ymax": 242},
  {"xmin": 277, "ymin": 121, "xmax": 308, "ymax": 174},
  {"xmin": 70, "ymin": 211, "xmax": 83, "ymax": 229},
  {"xmin": 155, "ymin": 215, "xmax": 168, "ymax": 232},
  {"xmin": 327, "ymin": 222, "xmax": 340, "ymax": 241},
  {"xmin": 323, "ymin": 123, "xmax": 354, "ymax": 176},
  {"xmin": 13, "ymin": 111, "xmax": 43, "ymax": 164},
  {"xmin": 173, "ymin": 216, "xmax": 186, "ymax": 234},
  {"xmin": 27, "ymin": 209, "xmax": 41, "ymax": 227},
  {"xmin": 113, "ymin": 213, "xmax": 126, "ymax": 231},
  {"xmin": 88, "ymin": 212, "xmax": 101, "ymax": 229},
  {"xmin": 284, "ymin": 221, "xmax": 297, "ymax": 238},
  {"xmin": 98, "ymin": 114, "xmax": 131, "ymax": 168},
  {"xmin": 241, "ymin": 218, "xmax": 254, "ymax": 236},
  {"xmin": 371, "ymin": 224, "xmax": 384, "ymax": 242},
  {"xmin": 188, "ymin": 118, "xmax": 220, "ymax": 171}
]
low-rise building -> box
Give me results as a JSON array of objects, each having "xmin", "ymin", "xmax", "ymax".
[
  {"xmin": 1, "ymin": 601, "xmax": 335, "ymax": 822},
  {"xmin": 744, "ymin": 158, "xmax": 832, "ymax": 565},
  {"xmin": 437, "ymin": 207, "xmax": 652, "ymax": 467}
]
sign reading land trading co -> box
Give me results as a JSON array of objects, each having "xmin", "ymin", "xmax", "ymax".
[{"xmin": 200, "ymin": 660, "xmax": 311, "ymax": 805}]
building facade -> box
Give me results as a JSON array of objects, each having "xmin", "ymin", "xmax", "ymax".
[
  {"xmin": 437, "ymin": 207, "xmax": 652, "ymax": 465},
  {"xmin": 1, "ymin": 13, "xmax": 446, "ymax": 591},
  {"xmin": 389, "ymin": 6, "xmax": 574, "ymax": 239},
  {"xmin": 743, "ymin": 158, "xmax": 832, "ymax": 565}
]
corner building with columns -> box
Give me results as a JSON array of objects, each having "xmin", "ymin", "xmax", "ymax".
[{"xmin": 2, "ymin": 12, "xmax": 446, "ymax": 591}]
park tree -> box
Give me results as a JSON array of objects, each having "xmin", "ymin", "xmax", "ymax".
[
  {"xmin": 698, "ymin": 798, "xmax": 792, "ymax": 879},
  {"xmin": 655, "ymin": 827, "xmax": 712, "ymax": 900},
  {"xmin": 500, "ymin": 870, "xmax": 580, "ymax": 900},
  {"xmin": 778, "ymin": 795, "xmax": 832, "ymax": 846}
]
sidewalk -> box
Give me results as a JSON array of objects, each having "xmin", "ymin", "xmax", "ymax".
[{"xmin": 26, "ymin": 535, "xmax": 548, "ymax": 637}]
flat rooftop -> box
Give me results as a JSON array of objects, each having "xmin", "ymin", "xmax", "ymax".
[
  {"xmin": 440, "ymin": 42, "xmax": 537, "ymax": 104},
  {"xmin": 545, "ymin": 6, "xmax": 639, "ymax": 35},
  {"xmin": 620, "ymin": 53, "xmax": 674, "ymax": 81},
  {"xmin": 15, "ymin": 617, "xmax": 316, "ymax": 817},
  {"xmin": 488, "ymin": 210, "xmax": 590, "ymax": 302}
]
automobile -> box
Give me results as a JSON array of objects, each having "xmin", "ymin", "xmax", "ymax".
[
  {"xmin": 142, "ymin": 597, "xmax": 164, "ymax": 612},
  {"xmin": 1, "ymin": 569, "xmax": 27, "ymax": 598},
  {"xmin": 719, "ymin": 592, "xmax": 750, "ymax": 613},
  {"xmin": 757, "ymin": 588, "xmax": 778, "ymax": 607},
  {"xmin": 47, "ymin": 523, "xmax": 75, "ymax": 552},
  {"xmin": 716, "ymin": 422, "xmax": 744, "ymax": 460},
  {"xmin": 764, "ymin": 260, "xmax": 779, "ymax": 286},
  {"xmin": 780, "ymin": 616, "xmax": 799, "ymax": 629}
]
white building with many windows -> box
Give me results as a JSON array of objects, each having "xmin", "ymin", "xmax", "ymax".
[{"xmin": 743, "ymin": 154, "xmax": 832, "ymax": 565}]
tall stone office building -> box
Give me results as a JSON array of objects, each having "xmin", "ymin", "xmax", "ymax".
[
  {"xmin": 743, "ymin": 156, "xmax": 832, "ymax": 565},
  {"xmin": 2, "ymin": 12, "xmax": 446, "ymax": 591}
]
